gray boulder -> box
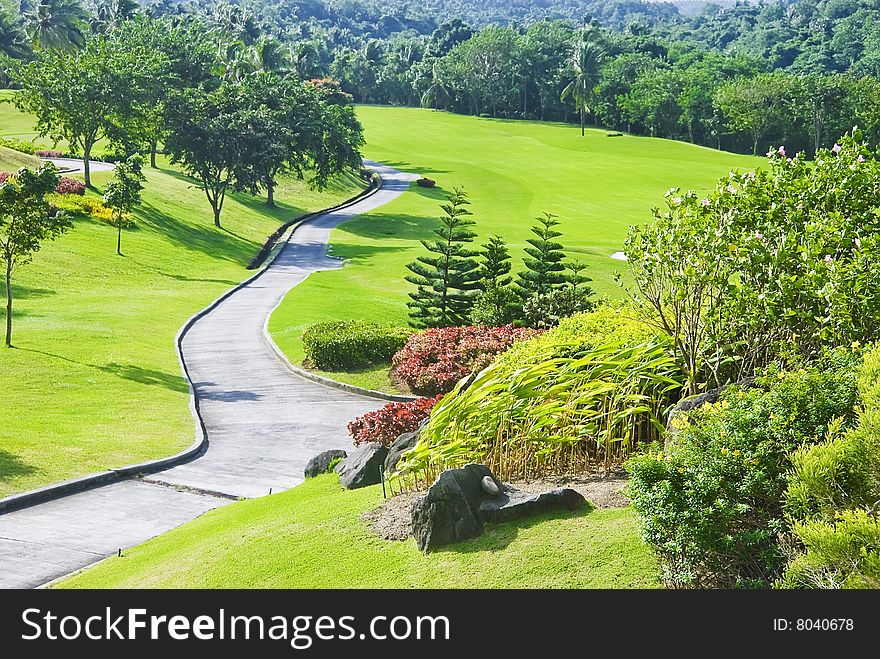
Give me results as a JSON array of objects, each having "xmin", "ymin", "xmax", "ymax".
[
  {"xmin": 335, "ymin": 442, "xmax": 389, "ymax": 490},
  {"xmin": 411, "ymin": 464, "xmax": 587, "ymax": 551},
  {"xmin": 411, "ymin": 464, "xmax": 495, "ymax": 551},
  {"xmin": 385, "ymin": 429, "xmax": 420, "ymax": 474},
  {"xmin": 479, "ymin": 487, "xmax": 587, "ymax": 524},
  {"xmin": 304, "ymin": 449, "xmax": 347, "ymax": 479}
]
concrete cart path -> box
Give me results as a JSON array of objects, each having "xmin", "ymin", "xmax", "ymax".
[{"xmin": 0, "ymin": 161, "xmax": 417, "ymax": 589}]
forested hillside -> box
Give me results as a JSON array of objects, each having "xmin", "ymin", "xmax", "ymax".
[{"xmin": 6, "ymin": 0, "xmax": 880, "ymax": 156}]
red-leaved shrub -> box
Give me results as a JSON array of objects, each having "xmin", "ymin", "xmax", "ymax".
[
  {"xmin": 55, "ymin": 177, "xmax": 86, "ymax": 195},
  {"xmin": 36, "ymin": 150, "xmax": 63, "ymax": 158},
  {"xmin": 0, "ymin": 172, "xmax": 10, "ymax": 184},
  {"xmin": 347, "ymin": 395, "xmax": 442, "ymax": 447},
  {"xmin": 392, "ymin": 325, "xmax": 541, "ymax": 396}
]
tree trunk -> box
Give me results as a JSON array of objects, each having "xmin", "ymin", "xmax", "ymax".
[
  {"xmin": 213, "ymin": 204, "xmax": 222, "ymax": 228},
  {"xmin": 266, "ymin": 178, "xmax": 276, "ymax": 208},
  {"xmin": 752, "ymin": 136, "xmax": 758, "ymax": 156},
  {"xmin": 580, "ymin": 105, "xmax": 585, "ymax": 136},
  {"xmin": 5, "ymin": 259, "xmax": 12, "ymax": 348},
  {"xmin": 83, "ymin": 142, "xmax": 92, "ymax": 188},
  {"xmin": 150, "ymin": 140, "xmax": 158, "ymax": 169},
  {"xmin": 117, "ymin": 220, "xmax": 123, "ymax": 256}
]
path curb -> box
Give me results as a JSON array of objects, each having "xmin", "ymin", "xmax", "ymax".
[{"xmin": 0, "ymin": 172, "xmax": 386, "ymax": 516}]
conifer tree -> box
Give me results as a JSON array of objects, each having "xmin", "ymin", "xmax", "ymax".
[
  {"xmin": 515, "ymin": 212, "xmax": 568, "ymax": 299},
  {"xmin": 478, "ymin": 234, "xmax": 512, "ymax": 288},
  {"xmin": 405, "ymin": 187, "xmax": 481, "ymax": 328}
]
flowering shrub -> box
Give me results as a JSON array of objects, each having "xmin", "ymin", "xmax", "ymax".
[
  {"xmin": 626, "ymin": 130, "xmax": 880, "ymax": 393},
  {"xmin": 35, "ymin": 150, "xmax": 63, "ymax": 158},
  {"xmin": 347, "ymin": 395, "xmax": 442, "ymax": 447},
  {"xmin": 303, "ymin": 321, "xmax": 412, "ymax": 371},
  {"xmin": 55, "ymin": 177, "xmax": 85, "ymax": 195},
  {"xmin": 0, "ymin": 172, "xmax": 9, "ymax": 184},
  {"xmin": 626, "ymin": 351, "xmax": 861, "ymax": 588},
  {"xmin": 47, "ymin": 194, "xmax": 113, "ymax": 221},
  {"xmin": 392, "ymin": 325, "xmax": 540, "ymax": 396}
]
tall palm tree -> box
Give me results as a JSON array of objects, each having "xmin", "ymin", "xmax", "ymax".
[
  {"xmin": 0, "ymin": 8, "xmax": 30, "ymax": 59},
  {"xmin": 561, "ymin": 40, "xmax": 603, "ymax": 136},
  {"xmin": 22, "ymin": 0, "xmax": 89, "ymax": 52},
  {"xmin": 420, "ymin": 62, "xmax": 450, "ymax": 110},
  {"xmin": 86, "ymin": 0, "xmax": 140, "ymax": 34}
]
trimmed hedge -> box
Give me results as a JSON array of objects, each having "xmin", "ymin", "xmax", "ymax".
[{"xmin": 302, "ymin": 320, "xmax": 412, "ymax": 371}]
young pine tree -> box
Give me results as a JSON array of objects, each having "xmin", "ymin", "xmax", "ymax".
[
  {"xmin": 406, "ymin": 187, "xmax": 481, "ymax": 328},
  {"xmin": 470, "ymin": 234, "xmax": 519, "ymax": 326},
  {"xmin": 478, "ymin": 235, "xmax": 512, "ymax": 288},
  {"xmin": 515, "ymin": 212, "xmax": 568, "ymax": 299}
]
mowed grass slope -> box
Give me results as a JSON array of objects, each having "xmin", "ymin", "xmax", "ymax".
[
  {"xmin": 0, "ymin": 101, "xmax": 365, "ymax": 497},
  {"xmin": 0, "ymin": 145, "xmax": 40, "ymax": 171},
  {"xmin": 269, "ymin": 106, "xmax": 760, "ymax": 389},
  {"xmin": 60, "ymin": 474, "xmax": 659, "ymax": 589}
]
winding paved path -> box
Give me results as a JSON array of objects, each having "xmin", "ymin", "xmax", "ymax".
[{"xmin": 0, "ymin": 162, "xmax": 417, "ymax": 588}]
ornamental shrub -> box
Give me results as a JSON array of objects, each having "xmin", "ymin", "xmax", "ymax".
[
  {"xmin": 35, "ymin": 150, "xmax": 63, "ymax": 158},
  {"xmin": 0, "ymin": 138, "xmax": 38, "ymax": 155},
  {"xmin": 626, "ymin": 131, "xmax": 880, "ymax": 395},
  {"xmin": 775, "ymin": 346, "xmax": 880, "ymax": 588},
  {"xmin": 776, "ymin": 509, "xmax": 880, "ymax": 589},
  {"xmin": 0, "ymin": 172, "xmax": 9, "ymax": 184},
  {"xmin": 47, "ymin": 194, "xmax": 113, "ymax": 221},
  {"xmin": 302, "ymin": 321, "xmax": 412, "ymax": 371},
  {"xmin": 391, "ymin": 324, "xmax": 540, "ymax": 396},
  {"xmin": 626, "ymin": 352, "xmax": 861, "ymax": 588},
  {"xmin": 55, "ymin": 177, "xmax": 86, "ymax": 195},
  {"xmin": 347, "ymin": 395, "xmax": 442, "ymax": 447}
]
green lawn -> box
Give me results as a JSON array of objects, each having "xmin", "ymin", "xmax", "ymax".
[
  {"xmin": 0, "ymin": 102, "xmax": 365, "ymax": 497},
  {"xmin": 269, "ymin": 106, "xmax": 761, "ymax": 392},
  {"xmin": 60, "ymin": 473, "xmax": 659, "ymax": 588},
  {"xmin": 0, "ymin": 144, "xmax": 40, "ymax": 171}
]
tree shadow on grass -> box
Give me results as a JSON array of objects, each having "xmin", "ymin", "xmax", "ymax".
[
  {"xmin": 4, "ymin": 284, "xmax": 56, "ymax": 300},
  {"xmin": 0, "ymin": 449, "xmax": 39, "ymax": 482},
  {"xmin": 335, "ymin": 187, "xmax": 449, "ymax": 244},
  {"xmin": 430, "ymin": 505, "xmax": 595, "ymax": 555},
  {"xmin": 126, "ymin": 258, "xmax": 239, "ymax": 287},
  {"xmin": 17, "ymin": 348, "xmax": 189, "ymax": 395},
  {"xmin": 98, "ymin": 363, "xmax": 190, "ymax": 394},
  {"xmin": 376, "ymin": 160, "xmax": 450, "ymax": 176},
  {"xmin": 137, "ymin": 200, "xmax": 262, "ymax": 267}
]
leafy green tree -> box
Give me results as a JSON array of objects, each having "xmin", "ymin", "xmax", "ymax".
[
  {"xmin": 561, "ymin": 39, "xmax": 603, "ymax": 136},
  {"xmin": 231, "ymin": 72, "xmax": 364, "ymax": 208},
  {"xmin": 405, "ymin": 187, "xmax": 481, "ymax": 328},
  {"xmin": 515, "ymin": 212, "xmax": 568, "ymax": 299},
  {"xmin": 103, "ymin": 154, "xmax": 146, "ymax": 256},
  {"xmin": 0, "ymin": 163, "xmax": 68, "ymax": 347},
  {"xmin": 22, "ymin": 0, "xmax": 89, "ymax": 52},
  {"xmin": 164, "ymin": 79, "xmax": 261, "ymax": 228},
  {"xmin": 714, "ymin": 73, "xmax": 794, "ymax": 155},
  {"xmin": 793, "ymin": 73, "xmax": 855, "ymax": 155},
  {"xmin": 15, "ymin": 32, "xmax": 165, "ymax": 187}
]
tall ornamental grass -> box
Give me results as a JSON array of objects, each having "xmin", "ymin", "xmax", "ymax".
[{"xmin": 394, "ymin": 308, "xmax": 682, "ymax": 485}]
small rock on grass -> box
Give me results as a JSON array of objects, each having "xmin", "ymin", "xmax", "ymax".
[{"xmin": 304, "ymin": 449, "xmax": 347, "ymax": 478}]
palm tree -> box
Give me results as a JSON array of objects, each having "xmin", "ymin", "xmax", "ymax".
[
  {"xmin": 0, "ymin": 8, "xmax": 30, "ymax": 59},
  {"xmin": 22, "ymin": 0, "xmax": 89, "ymax": 52},
  {"xmin": 86, "ymin": 0, "xmax": 140, "ymax": 34},
  {"xmin": 420, "ymin": 62, "xmax": 450, "ymax": 110},
  {"xmin": 561, "ymin": 40, "xmax": 603, "ymax": 136}
]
